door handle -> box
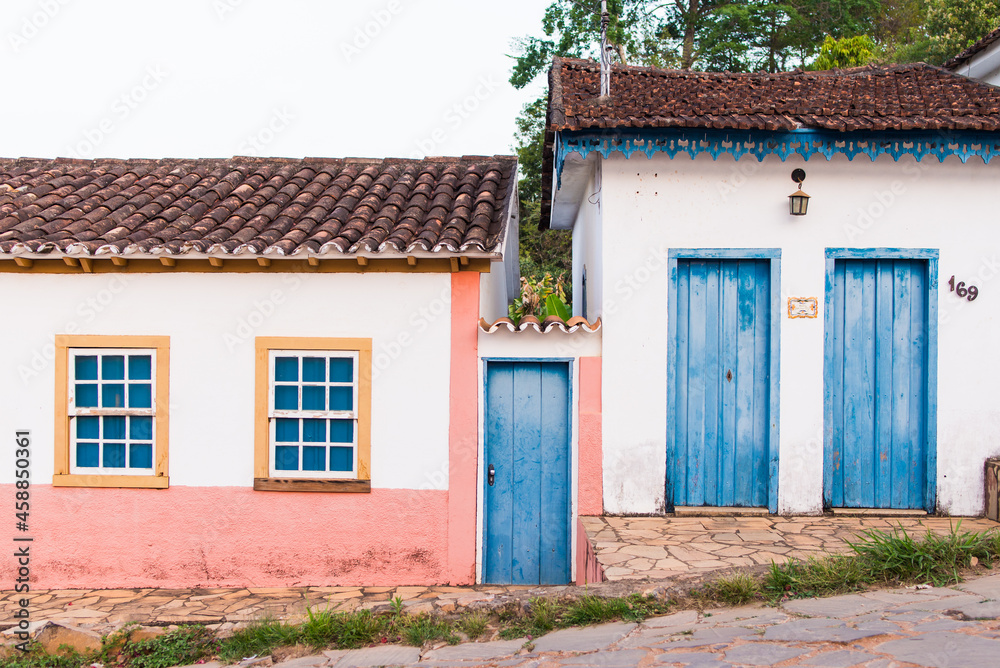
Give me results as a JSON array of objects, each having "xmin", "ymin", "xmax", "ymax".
[{"xmin": 488, "ymin": 464, "xmax": 495, "ymax": 486}]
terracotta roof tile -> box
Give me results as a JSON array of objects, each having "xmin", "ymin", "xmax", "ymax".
[
  {"xmin": 479, "ymin": 316, "xmax": 602, "ymax": 334},
  {"xmin": 0, "ymin": 156, "xmax": 517, "ymax": 258},
  {"xmin": 548, "ymin": 58, "xmax": 1000, "ymax": 133}
]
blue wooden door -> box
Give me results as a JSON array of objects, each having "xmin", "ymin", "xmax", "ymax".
[
  {"xmin": 827, "ymin": 259, "xmax": 931, "ymax": 509},
  {"xmin": 484, "ymin": 361, "xmax": 571, "ymax": 584},
  {"xmin": 670, "ymin": 259, "xmax": 772, "ymax": 508}
]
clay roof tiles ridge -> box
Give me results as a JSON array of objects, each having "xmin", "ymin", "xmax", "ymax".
[
  {"xmin": 546, "ymin": 58, "xmax": 1000, "ymax": 133},
  {"xmin": 0, "ymin": 156, "xmax": 516, "ymax": 259}
]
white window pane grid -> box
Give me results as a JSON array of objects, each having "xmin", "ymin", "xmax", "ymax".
[
  {"xmin": 68, "ymin": 348, "xmax": 156, "ymax": 476},
  {"xmin": 268, "ymin": 350, "xmax": 359, "ymax": 479}
]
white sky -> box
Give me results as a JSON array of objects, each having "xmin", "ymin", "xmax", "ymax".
[{"xmin": 2, "ymin": 0, "xmax": 555, "ymax": 161}]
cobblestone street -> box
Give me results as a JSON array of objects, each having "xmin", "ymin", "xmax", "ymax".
[{"xmin": 84, "ymin": 573, "xmax": 1000, "ymax": 667}]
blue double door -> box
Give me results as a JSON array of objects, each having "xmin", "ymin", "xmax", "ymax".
[
  {"xmin": 825, "ymin": 257, "xmax": 935, "ymax": 510},
  {"xmin": 483, "ymin": 361, "xmax": 571, "ymax": 584},
  {"xmin": 669, "ymin": 257, "xmax": 776, "ymax": 510}
]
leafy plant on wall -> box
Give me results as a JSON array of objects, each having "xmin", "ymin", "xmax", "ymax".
[{"xmin": 508, "ymin": 273, "xmax": 572, "ymax": 324}]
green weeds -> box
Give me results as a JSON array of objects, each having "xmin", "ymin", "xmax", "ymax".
[
  {"xmin": 118, "ymin": 626, "xmax": 220, "ymax": 668},
  {"xmin": 401, "ymin": 616, "xmax": 459, "ymax": 646},
  {"xmin": 699, "ymin": 572, "xmax": 762, "ymax": 606},
  {"xmin": 5, "ymin": 625, "xmax": 220, "ymax": 668},
  {"xmin": 455, "ymin": 611, "xmax": 489, "ymax": 639},
  {"xmin": 764, "ymin": 521, "xmax": 1000, "ymax": 600},
  {"xmin": 498, "ymin": 594, "xmax": 670, "ymax": 639}
]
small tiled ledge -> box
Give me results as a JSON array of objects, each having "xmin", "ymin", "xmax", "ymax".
[
  {"xmin": 253, "ymin": 478, "xmax": 371, "ymax": 493},
  {"xmin": 52, "ymin": 474, "xmax": 169, "ymax": 489}
]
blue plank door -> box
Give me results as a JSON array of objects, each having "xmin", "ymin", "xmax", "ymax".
[
  {"xmin": 670, "ymin": 259, "xmax": 772, "ymax": 508},
  {"xmin": 484, "ymin": 361, "xmax": 571, "ymax": 585},
  {"xmin": 827, "ymin": 259, "xmax": 932, "ymax": 509}
]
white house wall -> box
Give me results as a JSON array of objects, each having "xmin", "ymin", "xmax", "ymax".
[
  {"xmin": 571, "ymin": 163, "xmax": 604, "ymax": 321},
  {"xmin": 952, "ymin": 38, "xmax": 1000, "ymax": 86},
  {"xmin": 596, "ymin": 151, "xmax": 1000, "ymax": 516},
  {"xmin": 1, "ymin": 271, "xmax": 453, "ymax": 490},
  {"xmin": 480, "ymin": 260, "xmax": 510, "ymax": 323}
]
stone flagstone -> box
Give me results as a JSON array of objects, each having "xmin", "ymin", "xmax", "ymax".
[
  {"xmin": 332, "ymin": 644, "xmax": 420, "ymax": 668},
  {"xmin": 724, "ymin": 643, "xmax": 810, "ymax": 666},
  {"xmin": 949, "ymin": 600, "xmax": 1000, "ymax": 619},
  {"xmin": 556, "ymin": 649, "xmax": 649, "ymax": 666},
  {"xmin": 781, "ymin": 594, "xmax": 893, "ymax": 618},
  {"xmin": 877, "ymin": 631, "xmax": 1000, "ymax": 667},
  {"xmin": 530, "ymin": 622, "xmax": 637, "ymax": 653},
  {"xmin": 654, "ymin": 651, "xmax": 728, "ymax": 666},
  {"xmin": 422, "ymin": 639, "xmax": 525, "ymax": 661},
  {"xmin": 658, "ymin": 626, "xmax": 752, "ymax": 648},
  {"xmin": 957, "ymin": 573, "xmax": 1000, "ymax": 600},
  {"xmin": 760, "ymin": 618, "xmax": 883, "ymax": 642},
  {"xmin": 801, "ymin": 649, "xmax": 882, "ymax": 667}
]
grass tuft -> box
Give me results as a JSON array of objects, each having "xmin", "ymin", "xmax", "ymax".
[
  {"xmin": 217, "ymin": 617, "xmax": 301, "ymax": 662},
  {"xmin": 456, "ymin": 611, "xmax": 489, "ymax": 640},
  {"xmin": 700, "ymin": 572, "xmax": 762, "ymax": 606},
  {"xmin": 400, "ymin": 615, "xmax": 459, "ymax": 646},
  {"xmin": 498, "ymin": 594, "xmax": 669, "ymax": 639}
]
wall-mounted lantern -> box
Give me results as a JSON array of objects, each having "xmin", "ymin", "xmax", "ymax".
[{"xmin": 789, "ymin": 168, "xmax": 810, "ymax": 216}]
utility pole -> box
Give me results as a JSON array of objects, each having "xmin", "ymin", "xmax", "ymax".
[{"xmin": 600, "ymin": 0, "xmax": 611, "ymax": 97}]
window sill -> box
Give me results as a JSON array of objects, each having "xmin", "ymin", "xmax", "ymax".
[
  {"xmin": 253, "ymin": 478, "xmax": 371, "ymax": 493},
  {"xmin": 53, "ymin": 474, "xmax": 169, "ymax": 489}
]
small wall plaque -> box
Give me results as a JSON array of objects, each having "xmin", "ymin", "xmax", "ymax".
[{"xmin": 788, "ymin": 297, "xmax": 818, "ymax": 319}]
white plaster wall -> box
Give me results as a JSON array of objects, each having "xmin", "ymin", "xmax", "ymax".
[
  {"xmin": 480, "ymin": 260, "xmax": 510, "ymax": 323},
  {"xmin": 478, "ymin": 329, "xmax": 601, "ymax": 360},
  {"xmin": 953, "ymin": 40, "xmax": 1000, "ymax": 86},
  {"xmin": 595, "ymin": 150, "xmax": 1000, "ymax": 516},
  {"xmin": 0, "ymin": 271, "xmax": 454, "ymax": 490},
  {"xmin": 571, "ymin": 163, "xmax": 604, "ymax": 321}
]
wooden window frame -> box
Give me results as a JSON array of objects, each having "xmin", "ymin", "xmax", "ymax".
[
  {"xmin": 54, "ymin": 335, "xmax": 170, "ymax": 489},
  {"xmin": 254, "ymin": 337, "xmax": 372, "ymax": 493}
]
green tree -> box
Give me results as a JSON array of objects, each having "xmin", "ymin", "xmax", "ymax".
[
  {"xmin": 920, "ymin": 0, "xmax": 1000, "ymax": 64},
  {"xmin": 700, "ymin": 1, "xmax": 882, "ymax": 72},
  {"xmin": 811, "ymin": 34, "xmax": 879, "ymax": 69},
  {"xmin": 509, "ymin": 0, "xmax": 664, "ymax": 89}
]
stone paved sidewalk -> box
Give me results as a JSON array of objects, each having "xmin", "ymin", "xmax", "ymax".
[
  {"xmin": 2, "ymin": 515, "xmax": 997, "ymax": 635},
  {"xmin": 0, "ymin": 584, "xmax": 555, "ymax": 635},
  {"xmin": 122, "ymin": 572, "xmax": 1000, "ymax": 667},
  {"xmin": 583, "ymin": 515, "xmax": 1000, "ymax": 582}
]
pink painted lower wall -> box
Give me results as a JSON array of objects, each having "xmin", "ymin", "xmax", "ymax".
[
  {"xmin": 578, "ymin": 356, "xmax": 603, "ymax": 516},
  {"xmin": 575, "ymin": 517, "xmax": 605, "ymax": 586},
  {"xmin": 0, "ymin": 485, "xmax": 448, "ymax": 590}
]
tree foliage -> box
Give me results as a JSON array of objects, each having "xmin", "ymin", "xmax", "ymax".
[
  {"xmin": 896, "ymin": 0, "xmax": 1000, "ymax": 65},
  {"xmin": 812, "ymin": 34, "xmax": 878, "ymax": 69}
]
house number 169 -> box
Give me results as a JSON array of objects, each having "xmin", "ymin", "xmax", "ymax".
[{"xmin": 948, "ymin": 275, "xmax": 979, "ymax": 302}]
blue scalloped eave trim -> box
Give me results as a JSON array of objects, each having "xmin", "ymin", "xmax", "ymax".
[{"xmin": 554, "ymin": 128, "xmax": 1000, "ymax": 189}]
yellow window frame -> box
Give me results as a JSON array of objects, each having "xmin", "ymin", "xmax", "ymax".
[
  {"xmin": 254, "ymin": 337, "xmax": 372, "ymax": 493},
  {"xmin": 53, "ymin": 335, "xmax": 170, "ymax": 489}
]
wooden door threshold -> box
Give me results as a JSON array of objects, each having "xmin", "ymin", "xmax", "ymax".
[
  {"xmin": 672, "ymin": 506, "xmax": 770, "ymax": 517},
  {"xmin": 830, "ymin": 508, "xmax": 928, "ymax": 517}
]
